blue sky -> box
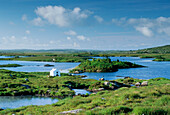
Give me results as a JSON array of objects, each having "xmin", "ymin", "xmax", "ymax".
[{"xmin": 0, "ymin": 0, "xmax": 170, "ymax": 50}]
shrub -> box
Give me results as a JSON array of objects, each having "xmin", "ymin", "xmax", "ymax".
[{"xmin": 133, "ymin": 107, "xmax": 168, "ymax": 115}]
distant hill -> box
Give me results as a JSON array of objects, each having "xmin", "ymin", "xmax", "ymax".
[
  {"xmin": 0, "ymin": 45, "xmax": 169, "ymax": 54},
  {"xmin": 132, "ymin": 45, "xmax": 170, "ymax": 54}
]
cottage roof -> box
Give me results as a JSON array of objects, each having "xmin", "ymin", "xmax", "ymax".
[{"xmin": 50, "ymin": 68, "xmax": 58, "ymax": 72}]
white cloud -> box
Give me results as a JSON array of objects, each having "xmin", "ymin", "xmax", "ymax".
[
  {"xmin": 22, "ymin": 36, "xmax": 28, "ymax": 40},
  {"xmin": 2, "ymin": 36, "xmax": 16, "ymax": 43},
  {"xmin": 94, "ymin": 15, "xmax": 103, "ymax": 23},
  {"xmin": 34, "ymin": 5, "xmax": 92, "ymax": 27},
  {"xmin": 25, "ymin": 30, "xmax": 30, "ymax": 34},
  {"xmin": 32, "ymin": 17, "xmax": 44, "ymax": 26},
  {"xmin": 64, "ymin": 30, "xmax": 90, "ymax": 41},
  {"xmin": 10, "ymin": 36, "xmax": 16, "ymax": 41},
  {"xmin": 77, "ymin": 35, "xmax": 86, "ymax": 40},
  {"xmin": 64, "ymin": 30, "xmax": 77, "ymax": 36},
  {"xmin": 66, "ymin": 36, "xmax": 71, "ymax": 40},
  {"xmin": 112, "ymin": 17, "xmax": 170, "ymax": 37},
  {"xmin": 22, "ymin": 14, "xmax": 27, "ymax": 21},
  {"xmin": 158, "ymin": 27, "xmax": 170, "ymax": 36},
  {"xmin": 73, "ymin": 42, "xmax": 80, "ymax": 48},
  {"xmin": 135, "ymin": 27, "xmax": 153, "ymax": 37}
]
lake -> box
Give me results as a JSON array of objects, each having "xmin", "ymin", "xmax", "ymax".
[
  {"xmin": 0, "ymin": 60, "xmax": 80, "ymax": 73},
  {"xmin": 73, "ymin": 89, "xmax": 92, "ymax": 95},
  {"xmin": 0, "ymin": 96, "xmax": 58, "ymax": 109},
  {"xmin": 79, "ymin": 57, "xmax": 170, "ymax": 80},
  {"xmin": 0, "ymin": 56, "xmax": 169, "ymax": 109},
  {"xmin": 0, "ymin": 57, "xmax": 169, "ymax": 79}
]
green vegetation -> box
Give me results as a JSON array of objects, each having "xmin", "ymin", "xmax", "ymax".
[
  {"xmin": 0, "ymin": 45, "xmax": 170, "ymax": 62},
  {"xmin": 0, "ymin": 69, "xmax": 128, "ymax": 98},
  {"xmin": 70, "ymin": 58, "xmax": 144, "ymax": 73},
  {"xmin": 0, "ymin": 77, "xmax": 169, "ymax": 115},
  {"xmin": 0, "ymin": 64, "xmax": 22, "ymax": 67},
  {"xmin": 0, "ymin": 54, "xmax": 91, "ymax": 62},
  {"xmin": 132, "ymin": 45, "xmax": 170, "ymax": 54},
  {"xmin": 44, "ymin": 64, "xmax": 54, "ymax": 67}
]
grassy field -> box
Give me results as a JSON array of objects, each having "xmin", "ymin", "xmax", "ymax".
[
  {"xmin": 0, "ymin": 69, "xmax": 130, "ymax": 98},
  {"xmin": 0, "ymin": 77, "xmax": 169, "ymax": 115}
]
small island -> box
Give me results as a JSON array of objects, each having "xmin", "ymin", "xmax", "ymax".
[
  {"xmin": 44, "ymin": 64, "xmax": 54, "ymax": 67},
  {"xmin": 0, "ymin": 64, "xmax": 22, "ymax": 67},
  {"xmin": 70, "ymin": 58, "xmax": 144, "ymax": 73}
]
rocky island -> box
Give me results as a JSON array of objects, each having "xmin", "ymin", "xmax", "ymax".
[{"xmin": 70, "ymin": 58, "xmax": 144, "ymax": 73}]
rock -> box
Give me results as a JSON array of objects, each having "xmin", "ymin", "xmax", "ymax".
[
  {"xmin": 60, "ymin": 109, "xmax": 83, "ymax": 114},
  {"xmin": 99, "ymin": 78, "xmax": 104, "ymax": 81},
  {"xmin": 13, "ymin": 91, "xmax": 18, "ymax": 93},
  {"xmin": 44, "ymin": 64, "xmax": 54, "ymax": 67},
  {"xmin": 141, "ymin": 81, "xmax": 148, "ymax": 86},
  {"xmin": 135, "ymin": 82, "xmax": 141, "ymax": 86},
  {"xmin": 104, "ymin": 82, "xmax": 110, "ymax": 86},
  {"xmin": 94, "ymin": 88, "xmax": 104, "ymax": 91},
  {"xmin": 74, "ymin": 71, "xmax": 80, "ymax": 74},
  {"xmin": 97, "ymin": 70, "xmax": 102, "ymax": 72},
  {"xmin": 81, "ymin": 75, "xmax": 87, "ymax": 77}
]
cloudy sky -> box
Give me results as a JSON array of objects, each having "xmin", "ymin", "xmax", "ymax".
[{"xmin": 0, "ymin": 0, "xmax": 170, "ymax": 50}]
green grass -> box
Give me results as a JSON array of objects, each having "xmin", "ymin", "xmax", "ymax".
[
  {"xmin": 0, "ymin": 77, "xmax": 169, "ymax": 115},
  {"xmin": 0, "ymin": 69, "xmax": 128, "ymax": 97},
  {"xmin": 0, "ymin": 64, "xmax": 22, "ymax": 67},
  {"xmin": 0, "ymin": 53, "xmax": 91, "ymax": 62},
  {"xmin": 70, "ymin": 58, "xmax": 144, "ymax": 73}
]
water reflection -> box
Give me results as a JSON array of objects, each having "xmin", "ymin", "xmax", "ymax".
[
  {"xmin": 0, "ymin": 96, "xmax": 58, "ymax": 109},
  {"xmin": 78, "ymin": 57, "xmax": 170, "ymax": 80},
  {"xmin": 73, "ymin": 89, "xmax": 91, "ymax": 95},
  {"xmin": 0, "ymin": 60, "xmax": 80, "ymax": 72}
]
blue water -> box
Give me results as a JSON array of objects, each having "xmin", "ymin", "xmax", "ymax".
[
  {"xmin": 0, "ymin": 60, "xmax": 80, "ymax": 72},
  {"xmin": 78, "ymin": 57, "xmax": 170, "ymax": 80},
  {"xmin": 0, "ymin": 57, "xmax": 169, "ymax": 79},
  {"xmin": 73, "ymin": 89, "xmax": 91, "ymax": 95},
  {"xmin": 0, "ymin": 96, "xmax": 58, "ymax": 109},
  {"xmin": 0, "ymin": 56, "xmax": 15, "ymax": 58},
  {"xmin": 0, "ymin": 56, "xmax": 169, "ymax": 109}
]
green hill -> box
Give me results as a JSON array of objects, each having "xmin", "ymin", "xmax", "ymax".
[{"xmin": 133, "ymin": 45, "xmax": 170, "ymax": 54}]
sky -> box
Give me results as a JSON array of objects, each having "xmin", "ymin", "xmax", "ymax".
[{"xmin": 0, "ymin": 0, "xmax": 170, "ymax": 50}]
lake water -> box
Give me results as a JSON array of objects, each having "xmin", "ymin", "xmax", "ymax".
[
  {"xmin": 0, "ymin": 56, "xmax": 15, "ymax": 58},
  {"xmin": 0, "ymin": 56, "xmax": 169, "ymax": 109},
  {"xmin": 0, "ymin": 60, "xmax": 80, "ymax": 72},
  {"xmin": 0, "ymin": 96, "xmax": 58, "ymax": 109},
  {"xmin": 73, "ymin": 89, "xmax": 92, "ymax": 95},
  {"xmin": 0, "ymin": 57, "xmax": 169, "ymax": 79},
  {"xmin": 79, "ymin": 57, "xmax": 170, "ymax": 80}
]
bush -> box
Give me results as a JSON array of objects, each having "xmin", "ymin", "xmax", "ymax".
[
  {"xmin": 154, "ymin": 96, "xmax": 170, "ymax": 106},
  {"xmin": 89, "ymin": 106, "xmax": 132, "ymax": 115},
  {"xmin": 133, "ymin": 107, "xmax": 168, "ymax": 115}
]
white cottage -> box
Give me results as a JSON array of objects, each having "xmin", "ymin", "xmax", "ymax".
[{"xmin": 50, "ymin": 68, "xmax": 61, "ymax": 76}]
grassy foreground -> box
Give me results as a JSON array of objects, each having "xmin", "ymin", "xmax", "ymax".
[
  {"xmin": 0, "ymin": 69, "xmax": 129, "ymax": 97},
  {"xmin": 0, "ymin": 76, "xmax": 169, "ymax": 114}
]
